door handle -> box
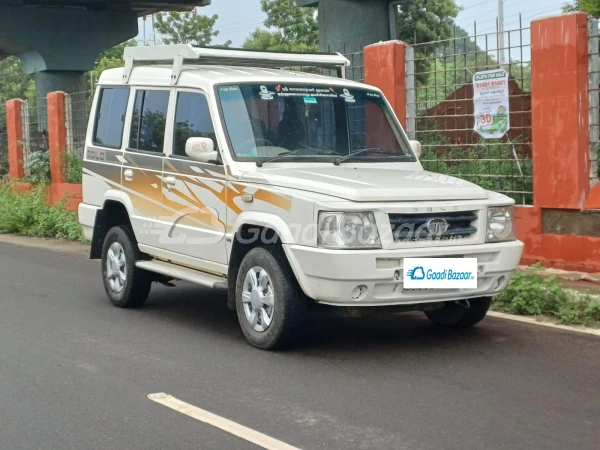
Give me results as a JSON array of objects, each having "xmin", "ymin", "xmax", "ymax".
[
  {"xmin": 124, "ymin": 169, "xmax": 133, "ymax": 181},
  {"xmin": 165, "ymin": 176, "xmax": 176, "ymax": 186}
]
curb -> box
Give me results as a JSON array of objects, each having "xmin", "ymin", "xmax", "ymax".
[{"xmin": 488, "ymin": 311, "xmax": 600, "ymax": 337}]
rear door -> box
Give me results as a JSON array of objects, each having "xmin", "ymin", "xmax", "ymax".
[
  {"xmin": 161, "ymin": 89, "xmax": 227, "ymax": 264},
  {"xmin": 122, "ymin": 88, "xmax": 171, "ymax": 250}
]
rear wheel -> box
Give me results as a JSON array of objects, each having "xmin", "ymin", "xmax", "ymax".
[
  {"xmin": 235, "ymin": 246, "xmax": 306, "ymax": 350},
  {"xmin": 101, "ymin": 225, "xmax": 152, "ymax": 308},
  {"xmin": 425, "ymin": 297, "xmax": 492, "ymax": 328}
]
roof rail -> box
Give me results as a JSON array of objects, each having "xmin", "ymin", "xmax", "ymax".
[{"xmin": 122, "ymin": 44, "xmax": 351, "ymax": 85}]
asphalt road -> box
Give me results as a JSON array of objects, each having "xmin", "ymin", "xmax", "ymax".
[{"xmin": 0, "ymin": 238, "xmax": 599, "ymax": 450}]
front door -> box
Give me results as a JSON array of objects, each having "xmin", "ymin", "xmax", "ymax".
[
  {"xmin": 122, "ymin": 88, "xmax": 170, "ymax": 250},
  {"xmin": 162, "ymin": 90, "xmax": 227, "ymax": 264}
]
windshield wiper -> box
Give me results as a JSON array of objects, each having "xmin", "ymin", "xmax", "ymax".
[
  {"xmin": 333, "ymin": 148, "xmax": 399, "ymax": 165},
  {"xmin": 256, "ymin": 150, "xmax": 299, "ymax": 167}
]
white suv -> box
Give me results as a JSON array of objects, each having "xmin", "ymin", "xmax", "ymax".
[{"xmin": 78, "ymin": 45, "xmax": 523, "ymax": 349}]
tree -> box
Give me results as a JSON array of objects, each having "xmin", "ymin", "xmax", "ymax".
[
  {"xmin": 0, "ymin": 57, "xmax": 35, "ymax": 125},
  {"xmin": 395, "ymin": 0, "xmax": 461, "ymax": 45},
  {"xmin": 393, "ymin": 0, "xmax": 460, "ymax": 85},
  {"xmin": 243, "ymin": 0, "xmax": 318, "ymax": 52},
  {"xmin": 154, "ymin": 11, "xmax": 231, "ymax": 47},
  {"xmin": 563, "ymin": 1, "xmax": 581, "ymax": 12},
  {"xmin": 90, "ymin": 40, "xmax": 138, "ymax": 86}
]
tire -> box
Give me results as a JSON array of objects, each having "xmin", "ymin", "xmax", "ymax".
[
  {"xmin": 425, "ymin": 297, "xmax": 492, "ymax": 328},
  {"xmin": 235, "ymin": 246, "xmax": 306, "ymax": 350},
  {"xmin": 101, "ymin": 225, "xmax": 152, "ymax": 308}
]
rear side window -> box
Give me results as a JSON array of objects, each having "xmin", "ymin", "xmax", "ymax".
[
  {"xmin": 93, "ymin": 87, "xmax": 129, "ymax": 148},
  {"xmin": 173, "ymin": 92, "xmax": 218, "ymax": 157},
  {"xmin": 129, "ymin": 90, "xmax": 170, "ymax": 153}
]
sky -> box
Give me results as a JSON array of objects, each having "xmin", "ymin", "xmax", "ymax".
[{"xmin": 136, "ymin": 0, "xmax": 571, "ymax": 49}]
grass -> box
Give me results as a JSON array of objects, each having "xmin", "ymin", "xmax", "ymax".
[
  {"xmin": 493, "ymin": 264, "xmax": 600, "ymax": 328},
  {"xmin": 0, "ymin": 181, "xmax": 85, "ymax": 242}
]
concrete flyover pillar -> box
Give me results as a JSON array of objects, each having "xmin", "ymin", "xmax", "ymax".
[
  {"xmin": 0, "ymin": 6, "xmax": 138, "ymax": 99},
  {"xmin": 297, "ymin": 0, "xmax": 392, "ymax": 79}
]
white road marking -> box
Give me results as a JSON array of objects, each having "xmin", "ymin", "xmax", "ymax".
[
  {"xmin": 147, "ymin": 393, "xmax": 302, "ymax": 450},
  {"xmin": 488, "ymin": 311, "xmax": 600, "ymax": 337}
]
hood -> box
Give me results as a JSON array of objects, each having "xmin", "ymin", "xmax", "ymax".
[{"xmin": 240, "ymin": 166, "xmax": 489, "ymax": 202}]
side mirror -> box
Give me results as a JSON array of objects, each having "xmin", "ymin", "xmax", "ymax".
[
  {"xmin": 409, "ymin": 140, "xmax": 422, "ymax": 158},
  {"xmin": 185, "ymin": 137, "xmax": 219, "ymax": 163}
]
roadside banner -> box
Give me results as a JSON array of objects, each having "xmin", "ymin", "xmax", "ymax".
[{"xmin": 473, "ymin": 69, "xmax": 510, "ymax": 139}]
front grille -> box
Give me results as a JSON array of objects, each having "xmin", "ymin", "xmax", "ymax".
[{"xmin": 389, "ymin": 211, "xmax": 478, "ymax": 242}]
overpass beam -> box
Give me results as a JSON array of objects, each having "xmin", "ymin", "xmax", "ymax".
[{"xmin": 0, "ymin": 6, "xmax": 138, "ymax": 98}]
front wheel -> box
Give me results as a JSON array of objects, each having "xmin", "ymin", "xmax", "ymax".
[
  {"xmin": 425, "ymin": 297, "xmax": 492, "ymax": 328},
  {"xmin": 101, "ymin": 225, "xmax": 152, "ymax": 308},
  {"xmin": 235, "ymin": 246, "xmax": 306, "ymax": 349}
]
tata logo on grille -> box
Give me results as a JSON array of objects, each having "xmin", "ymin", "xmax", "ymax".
[{"xmin": 425, "ymin": 218, "xmax": 449, "ymax": 236}]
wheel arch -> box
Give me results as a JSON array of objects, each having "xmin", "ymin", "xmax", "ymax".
[
  {"xmin": 226, "ymin": 221, "xmax": 299, "ymax": 311},
  {"xmin": 89, "ymin": 197, "xmax": 135, "ymax": 259}
]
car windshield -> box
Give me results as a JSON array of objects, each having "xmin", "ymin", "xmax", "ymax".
[{"xmin": 217, "ymin": 83, "xmax": 415, "ymax": 163}]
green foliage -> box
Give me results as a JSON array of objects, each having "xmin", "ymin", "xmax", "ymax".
[
  {"xmin": 494, "ymin": 264, "xmax": 600, "ymax": 328},
  {"xmin": 494, "ymin": 264, "xmax": 566, "ymax": 315},
  {"xmin": 395, "ymin": 0, "xmax": 460, "ymax": 84},
  {"xmin": 0, "ymin": 182, "xmax": 85, "ymax": 241},
  {"xmin": 581, "ymin": 0, "xmax": 600, "ymax": 15},
  {"xmin": 24, "ymin": 151, "xmax": 50, "ymax": 185},
  {"xmin": 89, "ymin": 40, "xmax": 137, "ymax": 87},
  {"xmin": 563, "ymin": 2, "xmax": 581, "ymax": 12},
  {"xmin": 0, "ymin": 57, "xmax": 35, "ymax": 125},
  {"xmin": 64, "ymin": 152, "xmax": 83, "ymax": 184},
  {"xmin": 396, "ymin": 0, "xmax": 461, "ymax": 44},
  {"xmin": 243, "ymin": 0, "xmax": 318, "ymax": 52},
  {"xmin": 154, "ymin": 11, "xmax": 231, "ymax": 47}
]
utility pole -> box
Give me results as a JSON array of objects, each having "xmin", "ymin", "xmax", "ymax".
[{"xmin": 497, "ymin": 0, "xmax": 505, "ymax": 68}]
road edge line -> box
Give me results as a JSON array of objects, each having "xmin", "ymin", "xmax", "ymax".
[
  {"xmin": 147, "ymin": 393, "xmax": 301, "ymax": 450},
  {"xmin": 488, "ymin": 311, "xmax": 600, "ymax": 337}
]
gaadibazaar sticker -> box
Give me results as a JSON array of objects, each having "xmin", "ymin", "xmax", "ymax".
[{"xmin": 473, "ymin": 69, "xmax": 510, "ymax": 139}]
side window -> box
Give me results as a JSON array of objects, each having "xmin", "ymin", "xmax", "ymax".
[
  {"xmin": 173, "ymin": 92, "xmax": 218, "ymax": 158},
  {"xmin": 93, "ymin": 87, "xmax": 129, "ymax": 148},
  {"xmin": 128, "ymin": 90, "xmax": 170, "ymax": 153}
]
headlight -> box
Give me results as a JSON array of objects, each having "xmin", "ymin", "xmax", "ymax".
[
  {"xmin": 487, "ymin": 206, "xmax": 515, "ymax": 242},
  {"xmin": 318, "ymin": 211, "xmax": 381, "ymax": 249}
]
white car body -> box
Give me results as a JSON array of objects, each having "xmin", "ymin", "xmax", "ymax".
[{"xmin": 79, "ymin": 53, "xmax": 523, "ymax": 313}]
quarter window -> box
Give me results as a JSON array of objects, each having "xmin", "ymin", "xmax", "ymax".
[
  {"xmin": 93, "ymin": 87, "xmax": 129, "ymax": 148},
  {"xmin": 129, "ymin": 90, "xmax": 170, "ymax": 153},
  {"xmin": 173, "ymin": 92, "xmax": 218, "ymax": 157}
]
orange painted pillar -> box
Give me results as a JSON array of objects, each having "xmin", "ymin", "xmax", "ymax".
[
  {"xmin": 364, "ymin": 41, "xmax": 409, "ymax": 127},
  {"xmin": 6, "ymin": 99, "xmax": 24, "ymax": 179},
  {"xmin": 531, "ymin": 13, "xmax": 590, "ymax": 209},
  {"xmin": 47, "ymin": 91, "xmax": 67, "ymax": 184}
]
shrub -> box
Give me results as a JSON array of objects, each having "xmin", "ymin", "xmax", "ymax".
[
  {"xmin": 0, "ymin": 182, "xmax": 85, "ymax": 241},
  {"xmin": 24, "ymin": 150, "xmax": 50, "ymax": 184},
  {"xmin": 494, "ymin": 263, "xmax": 600, "ymax": 328},
  {"xmin": 64, "ymin": 152, "xmax": 83, "ymax": 184}
]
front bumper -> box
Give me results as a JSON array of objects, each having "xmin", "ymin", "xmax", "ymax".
[{"xmin": 283, "ymin": 240, "xmax": 524, "ymax": 306}]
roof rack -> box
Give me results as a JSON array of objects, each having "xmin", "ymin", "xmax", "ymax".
[{"xmin": 122, "ymin": 44, "xmax": 351, "ymax": 84}]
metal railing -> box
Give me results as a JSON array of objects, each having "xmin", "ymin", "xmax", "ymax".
[
  {"xmin": 589, "ymin": 17, "xmax": 599, "ymax": 187},
  {"xmin": 406, "ymin": 18, "xmax": 533, "ymax": 205}
]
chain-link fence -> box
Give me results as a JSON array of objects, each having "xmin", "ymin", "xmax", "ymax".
[
  {"xmin": 65, "ymin": 90, "xmax": 91, "ymax": 157},
  {"xmin": 0, "ymin": 108, "xmax": 7, "ymax": 176},
  {"xmin": 589, "ymin": 17, "xmax": 599, "ymax": 187},
  {"xmin": 22, "ymin": 97, "xmax": 48, "ymax": 177},
  {"xmin": 407, "ymin": 19, "xmax": 533, "ymax": 205},
  {"xmin": 344, "ymin": 51, "xmax": 364, "ymax": 82}
]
